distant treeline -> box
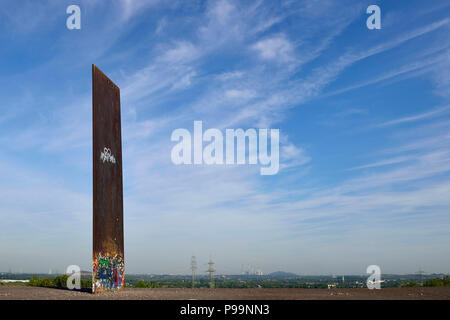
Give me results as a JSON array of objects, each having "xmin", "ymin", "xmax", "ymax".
[
  {"xmin": 28, "ymin": 275, "xmax": 92, "ymax": 289},
  {"xmin": 134, "ymin": 280, "xmax": 159, "ymax": 288},
  {"xmin": 403, "ymin": 276, "xmax": 450, "ymax": 288},
  {"xmin": 2, "ymin": 273, "xmax": 450, "ymax": 290}
]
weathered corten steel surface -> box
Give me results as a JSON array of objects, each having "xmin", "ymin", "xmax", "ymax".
[{"xmin": 92, "ymin": 65, "xmax": 124, "ymax": 293}]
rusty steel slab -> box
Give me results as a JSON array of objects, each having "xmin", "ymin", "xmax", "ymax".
[{"xmin": 92, "ymin": 65, "xmax": 124, "ymax": 293}]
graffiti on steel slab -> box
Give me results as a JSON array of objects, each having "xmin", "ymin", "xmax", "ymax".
[
  {"xmin": 93, "ymin": 253, "xmax": 124, "ymax": 291},
  {"xmin": 100, "ymin": 147, "xmax": 116, "ymax": 164}
]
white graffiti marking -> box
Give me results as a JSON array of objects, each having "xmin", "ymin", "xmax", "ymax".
[{"xmin": 100, "ymin": 147, "xmax": 116, "ymax": 164}]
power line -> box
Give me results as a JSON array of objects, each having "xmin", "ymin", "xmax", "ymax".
[
  {"xmin": 416, "ymin": 268, "xmax": 425, "ymax": 286},
  {"xmin": 207, "ymin": 257, "xmax": 215, "ymax": 289},
  {"xmin": 191, "ymin": 256, "xmax": 197, "ymax": 289}
]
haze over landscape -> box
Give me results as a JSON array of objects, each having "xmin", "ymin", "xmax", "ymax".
[{"xmin": 0, "ymin": 0, "xmax": 450, "ymax": 275}]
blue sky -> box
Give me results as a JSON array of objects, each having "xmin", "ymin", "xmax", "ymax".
[{"xmin": 0, "ymin": 0, "xmax": 450, "ymax": 275}]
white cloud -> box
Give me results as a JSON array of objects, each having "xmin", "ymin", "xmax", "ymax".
[
  {"xmin": 347, "ymin": 156, "xmax": 412, "ymax": 171},
  {"xmin": 159, "ymin": 41, "xmax": 200, "ymax": 64},
  {"xmin": 431, "ymin": 52, "xmax": 450, "ymax": 98},
  {"xmin": 120, "ymin": 0, "xmax": 161, "ymax": 21},
  {"xmin": 155, "ymin": 17, "xmax": 167, "ymax": 34},
  {"xmin": 251, "ymin": 34, "xmax": 295, "ymax": 64},
  {"xmin": 225, "ymin": 89, "xmax": 257, "ymax": 100},
  {"xmin": 377, "ymin": 105, "xmax": 450, "ymax": 128},
  {"xmin": 217, "ymin": 71, "xmax": 244, "ymax": 81},
  {"xmin": 210, "ymin": 0, "xmax": 234, "ymax": 25}
]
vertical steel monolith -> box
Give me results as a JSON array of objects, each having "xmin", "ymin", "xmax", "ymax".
[{"xmin": 92, "ymin": 65, "xmax": 124, "ymax": 293}]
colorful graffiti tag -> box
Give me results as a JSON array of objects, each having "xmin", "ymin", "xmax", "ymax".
[{"xmin": 93, "ymin": 253, "xmax": 124, "ymax": 292}]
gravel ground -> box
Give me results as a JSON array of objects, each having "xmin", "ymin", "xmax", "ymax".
[{"xmin": 1, "ymin": 286, "xmax": 450, "ymax": 300}]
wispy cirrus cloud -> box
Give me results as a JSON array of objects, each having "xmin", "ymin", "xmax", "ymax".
[{"xmin": 377, "ymin": 105, "xmax": 450, "ymax": 127}]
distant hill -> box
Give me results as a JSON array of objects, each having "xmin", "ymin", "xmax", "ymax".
[{"xmin": 267, "ymin": 271, "xmax": 298, "ymax": 278}]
